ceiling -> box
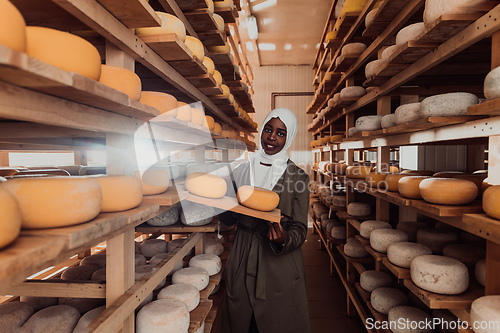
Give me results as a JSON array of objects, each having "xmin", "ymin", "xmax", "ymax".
[{"xmin": 237, "ymin": 0, "xmax": 332, "ymax": 66}]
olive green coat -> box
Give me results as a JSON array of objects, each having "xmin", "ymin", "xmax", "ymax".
[{"xmin": 220, "ymin": 160, "xmax": 311, "ymax": 333}]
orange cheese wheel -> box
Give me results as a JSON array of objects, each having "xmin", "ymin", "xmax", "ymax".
[
  {"xmin": 398, "ymin": 176, "xmax": 430, "ymax": 199},
  {"xmin": 25, "ymin": 27, "xmax": 101, "ymax": 81},
  {"xmin": 346, "ymin": 166, "xmax": 372, "ymax": 179},
  {"xmin": 0, "ymin": 177, "xmax": 101, "ymax": 229},
  {"xmin": 136, "ymin": 12, "xmax": 186, "ymax": 42},
  {"xmin": 99, "ymin": 65, "xmax": 142, "ymax": 101},
  {"xmin": 400, "ymin": 170, "xmax": 434, "ymax": 176},
  {"xmin": 176, "ymin": 102, "xmax": 192, "ymax": 122},
  {"xmin": 0, "ymin": 0, "xmax": 26, "ymax": 52},
  {"xmin": 454, "ymin": 174, "xmax": 488, "ymax": 196},
  {"xmin": 209, "ymin": 43, "xmax": 231, "ymax": 53},
  {"xmin": 329, "ymin": 163, "xmax": 347, "ymax": 175},
  {"xmin": 483, "ymin": 185, "xmax": 500, "ymax": 220},
  {"xmin": 213, "ymin": 13, "xmax": 225, "ymax": 32},
  {"xmin": 365, "ymin": 172, "xmax": 388, "ymax": 188},
  {"xmin": 185, "ymin": 172, "xmax": 227, "ymax": 198},
  {"xmin": 220, "ymin": 84, "xmax": 230, "ymax": 96},
  {"xmin": 205, "ymin": 116, "xmax": 215, "ymax": 130},
  {"xmin": 191, "ymin": 108, "xmax": 205, "ymax": 126},
  {"xmin": 206, "ymin": 0, "xmax": 214, "ymax": 13},
  {"xmin": 213, "ymin": 70, "xmax": 223, "ymax": 86},
  {"xmin": 419, "ymin": 178, "xmax": 478, "ymax": 205},
  {"xmin": 184, "ymin": 36, "xmax": 204, "ymax": 61},
  {"xmin": 228, "ymin": 94, "xmax": 235, "ymax": 105},
  {"xmin": 385, "ymin": 174, "xmax": 410, "ymax": 192},
  {"xmin": 91, "ymin": 175, "xmax": 143, "ymax": 212},
  {"xmin": 229, "ymin": 131, "xmax": 237, "ymax": 139},
  {"xmin": 237, "ymin": 186, "xmax": 280, "ymax": 212},
  {"xmin": 203, "ymin": 57, "xmax": 215, "ymax": 75},
  {"xmin": 221, "ymin": 130, "xmax": 231, "ymax": 138},
  {"xmin": 135, "ymin": 169, "xmax": 169, "ymax": 196},
  {"xmin": 0, "ymin": 188, "xmax": 21, "ymax": 249},
  {"xmin": 139, "ymin": 91, "xmax": 178, "ymax": 116},
  {"xmin": 213, "ymin": 123, "xmax": 222, "ymax": 134}
]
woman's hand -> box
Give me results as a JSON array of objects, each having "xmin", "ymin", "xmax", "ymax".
[{"xmin": 267, "ymin": 221, "xmax": 285, "ymax": 244}]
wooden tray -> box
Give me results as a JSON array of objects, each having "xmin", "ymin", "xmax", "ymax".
[
  {"xmin": 362, "ymin": 0, "xmax": 412, "ymax": 37},
  {"xmin": 382, "ymin": 257, "xmax": 410, "ymax": 279},
  {"xmin": 188, "ymin": 299, "xmax": 213, "ymax": 333},
  {"xmin": 416, "ymin": 14, "xmax": 483, "ymax": 43},
  {"xmin": 365, "ymin": 246, "xmax": 386, "ymax": 262},
  {"xmin": 142, "ymin": 187, "xmax": 189, "ymax": 206},
  {"xmin": 184, "ymin": 9, "xmax": 219, "ymax": 32},
  {"xmin": 334, "ymin": 53, "xmax": 363, "ymax": 72},
  {"xmin": 337, "ymin": 245, "xmax": 373, "ymax": 263},
  {"xmin": 136, "ymin": 218, "xmax": 218, "ymax": 233},
  {"xmin": 334, "ymin": 12, "xmax": 361, "ymax": 39},
  {"xmin": 138, "ymin": 33, "xmax": 194, "ymax": 61},
  {"xmin": 169, "ymin": 57, "xmax": 208, "ymax": 76},
  {"xmin": 96, "ymin": 0, "xmax": 161, "ymax": 28},
  {"xmin": 468, "ymin": 97, "xmax": 500, "ymax": 116}
]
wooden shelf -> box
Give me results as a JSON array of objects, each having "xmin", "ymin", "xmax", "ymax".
[
  {"xmin": 365, "ymin": 246, "xmax": 386, "ymax": 262},
  {"xmin": 177, "ymin": 0, "xmax": 210, "ymax": 11},
  {"xmin": 366, "ymin": 301, "xmax": 391, "ymax": 333},
  {"xmin": 362, "ymin": 0, "xmax": 413, "ymax": 37},
  {"xmin": 337, "ymin": 210, "xmax": 376, "ymax": 221},
  {"xmin": 355, "ymin": 235, "xmax": 370, "ymax": 247},
  {"xmin": 139, "ymin": 33, "xmax": 195, "ymax": 61},
  {"xmin": 417, "ymin": 14, "xmax": 483, "ymax": 43},
  {"xmin": 462, "ymin": 214, "xmax": 500, "ymax": 244},
  {"xmin": 198, "ymin": 30, "xmax": 227, "ymax": 47},
  {"xmin": 214, "ymin": 7, "xmax": 238, "ymax": 24},
  {"xmin": 335, "ymin": 12, "xmax": 361, "ymax": 39},
  {"xmin": 382, "ymin": 257, "xmax": 411, "ymax": 279},
  {"xmin": 200, "ymin": 282, "xmax": 216, "ymax": 300},
  {"xmin": 141, "ymin": 187, "xmax": 189, "ymax": 206},
  {"xmin": 184, "ymin": 9, "xmax": 219, "ymax": 32},
  {"xmin": 189, "ymin": 299, "xmax": 213, "ymax": 333},
  {"xmin": 334, "ymin": 53, "xmax": 363, "ymax": 72},
  {"xmin": 136, "ymin": 217, "xmax": 218, "ymax": 234},
  {"xmin": 348, "ymin": 219, "xmax": 362, "ymax": 232},
  {"xmin": 169, "ymin": 57, "xmax": 209, "ymax": 76},
  {"xmin": 355, "ymin": 282, "xmax": 371, "ymax": 302},
  {"xmin": 468, "ymin": 97, "xmax": 500, "ymax": 116},
  {"xmin": 411, "ymin": 199, "xmax": 483, "ymax": 217}
]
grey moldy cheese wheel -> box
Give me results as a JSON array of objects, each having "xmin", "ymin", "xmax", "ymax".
[
  {"xmin": 471, "ymin": 296, "xmax": 500, "ymax": 333},
  {"xmin": 332, "ymin": 195, "xmax": 346, "ymax": 207},
  {"xmin": 136, "ymin": 299, "xmax": 189, "ymax": 333},
  {"xmin": 19, "ymin": 296, "xmax": 58, "ymax": 312},
  {"xmin": 344, "ymin": 238, "xmax": 368, "ymax": 258},
  {"xmin": 396, "ymin": 221, "xmax": 428, "ymax": 242},
  {"xmin": 172, "ymin": 267, "xmax": 209, "ymax": 291},
  {"xmin": 442, "ymin": 244, "xmax": 485, "ymax": 268},
  {"xmin": 146, "ymin": 207, "xmax": 179, "ymax": 226},
  {"xmin": 355, "ymin": 115, "xmax": 383, "ymax": 131},
  {"xmin": 331, "ymin": 226, "xmax": 346, "ymax": 239},
  {"xmin": 0, "ymin": 302, "xmax": 34, "ymax": 332},
  {"xmin": 417, "ymin": 228, "xmax": 458, "ymax": 254},
  {"xmin": 325, "ymin": 220, "xmax": 343, "ymax": 233},
  {"xmin": 386, "ymin": 174, "xmax": 410, "ymax": 192},
  {"xmin": 420, "ymin": 92, "xmax": 479, "ymax": 117},
  {"xmin": 484, "ymin": 66, "xmax": 500, "ymax": 100},
  {"xmin": 347, "ymin": 202, "xmax": 371, "ymax": 217},
  {"xmin": 73, "ymin": 306, "xmax": 105, "ymax": 333},
  {"xmin": 370, "ymin": 229, "xmax": 409, "ymax": 253},
  {"xmin": 189, "ymin": 254, "xmax": 221, "ymax": 276},
  {"xmin": 140, "ymin": 239, "xmax": 167, "ymax": 258},
  {"xmin": 157, "ymin": 283, "xmax": 200, "ymax": 312},
  {"xmin": 395, "ymin": 22, "xmax": 425, "ymax": 46},
  {"xmin": 370, "ymin": 287, "xmax": 410, "ymax": 315},
  {"xmin": 410, "ymin": 255, "xmax": 469, "ymax": 295},
  {"xmin": 360, "ymin": 270, "xmax": 393, "ymax": 292},
  {"xmin": 61, "ymin": 265, "xmax": 99, "ymax": 281},
  {"xmin": 204, "ymin": 240, "xmax": 224, "ymax": 256},
  {"xmin": 360, "ymin": 220, "xmax": 391, "ymax": 239},
  {"xmin": 381, "ymin": 113, "xmax": 397, "ymax": 129},
  {"xmin": 395, "ymin": 103, "xmax": 421, "ymax": 125},
  {"xmin": 388, "ymin": 306, "xmax": 434, "ymax": 333},
  {"xmin": 475, "ymin": 258, "xmax": 486, "ymax": 287},
  {"xmin": 387, "ymin": 242, "xmax": 432, "ymax": 268},
  {"xmin": 180, "ymin": 202, "xmax": 214, "ymax": 226},
  {"xmin": 419, "ymin": 178, "xmax": 478, "ymax": 205},
  {"xmin": 136, "ymin": 254, "xmax": 147, "ymax": 267},
  {"xmin": 19, "ymin": 305, "xmax": 80, "ymax": 333},
  {"xmin": 79, "ymin": 253, "xmax": 106, "ymax": 268}
]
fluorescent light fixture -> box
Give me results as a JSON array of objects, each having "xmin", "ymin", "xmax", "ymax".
[
  {"xmin": 253, "ymin": 0, "xmax": 277, "ymax": 11},
  {"xmin": 246, "ymin": 15, "xmax": 259, "ymax": 40},
  {"xmin": 258, "ymin": 43, "xmax": 276, "ymax": 51},
  {"xmin": 246, "ymin": 41, "xmax": 254, "ymax": 51},
  {"xmin": 262, "ymin": 18, "xmax": 274, "ymax": 25},
  {"xmin": 284, "ymin": 43, "xmax": 292, "ymax": 50}
]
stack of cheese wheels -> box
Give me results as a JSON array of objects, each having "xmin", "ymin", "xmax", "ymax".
[
  {"xmin": 0, "ymin": 302, "xmax": 34, "ymax": 332},
  {"xmin": 1, "ymin": 177, "xmax": 101, "ymax": 229},
  {"xmin": 332, "ymin": 163, "xmax": 348, "ymax": 175},
  {"xmin": 360, "ymin": 270, "xmax": 393, "ymax": 292},
  {"xmin": 0, "ymin": 188, "xmax": 21, "ymax": 249},
  {"xmin": 73, "ymin": 306, "xmax": 106, "ymax": 333},
  {"xmin": 420, "ymin": 92, "xmax": 479, "ymax": 117},
  {"xmin": 387, "ymin": 242, "xmax": 432, "ymax": 268},
  {"xmin": 136, "ymin": 12, "xmax": 187, "ymax": 42},
  {"xmin": 0, "ymin": 0, "xmax": 26, "ymax": 52},
  {"xmin": 80, "ymin": 253, "xmax": 106, "ymax": 268},
  {"xmin": 346, "ymin": 165, "xmax": 372, "ymax": 178},
  {"xmin": 370, "ymin": 229, "xmax": 408, "ymax": 253},
  {"xmin": 91, "ymin": 175, "xmax": 143, "ymax": 213},
  {"xmin": 237, "ymin": 186, "xmax": 280, "ymax": 212},
  {"xmin": 475, "ymin": 259, "xmax": 486, "ymax": 287},
  {"xmin": 135, "ymin": 169, "xmax": 170, "ymax": 195},
  {"xmin": 411, "ymin": 255, "xmax": 469, "ymax": 294},
  {"xmin": 180, "ymin": 202, "xmax": 214, "ymax": 226},
  {"xmin": 471, "ymin": 296, "xmax": 500, "ymax": 333},
  {"xmin": 388, "ymin": 306, "xmax": 434, "ymax": 333},
  {"xmin": 417, "ymin": 227, "xmax": 458, "ymax": 254},
  {"xmin": 185, "ymin": 36, "xmax": 205, "ymax": 61},
  {"xmin": 189, "ymin": 254, "xmax": 221, "ymax": 276},
  {"xmin": 396, "ymin": 221, "xmax": 428, "ymax": 242},
  {"xmin": 25, "ymin": 27, "xmax": 102, "ymax": 81},
  {"xmin": 398, "ymin": 176, "xmax": 430, "ymax": 199},
  {"xmin": 365, "ymin": 172, "xmax": 388, "ymax": 188},
  {"xmin": 20, "ymin": 305, "xmax": 81, "ymax": 332},
  {"xmin": 347, "ymin": 202, "xmax": 371, "ymax": 217},
  {"xmin": 419, "ymin": 177, "xmax": 478, "ymax": 205},
  {"xmin": 99, "ymin": 65, "xmax": 142, "ymax": 100},
  {"xmin": 136, "ymin": 265, "xmax": 166, "ymax": 290},
  {"xmin": 185, "ymin": 172, "xmax": 227, "ymax": 198},
  {"xmin": 344, "ymin": 238, "xmax": 368, "ymax": 258},
  {"xmin": 395, "ymin": 22, "xmax": 425, "ymax": 45},
  {"xmin": 395, "ymin": 102, "xmax": 421, "ymax": 124},
  {"xmin": 139, "ymin": 91, "xmax": 178, "ymax": 116},
  {"xmin": 140, "ymin": 239, "xmax": 167, "ymax": 258},
  {"xmin": 355, "ymin": 115, "xmax": 383, "ymax": 131},
  {"xmin": 157, "ymin": 284, "xmax": 200, "ymax": 311},
  {"xmin": 371, "ymin": 287, "xmax": 409, "ymax": 315},
  {"xmin": 360, "ymin": 220, "xmax": 391, "ymax": 239},
  {"xmin": 136, "ymin": 299, "xmax": 189, "ymax": 333},
  {"xmin": 61, "ymin": 265, "xmax": 99, "ymax": 281},
  {"xmin": 147, "ymin": 206, "xmax": 179, "ymax": 226},
  {"xmin": 172, "ymin": 267, "xmax": 209, "ymax": 291},
  {"xmin": 442, "ymin": 244, "xmax": 485, "ymax": 268},
  {"xmin": 482, "ymin": 185, "xmax": 500, "ymax": 220},
  {"xmin": 176, "ymin": 102, "xmax": 192, "ymax": 122}
]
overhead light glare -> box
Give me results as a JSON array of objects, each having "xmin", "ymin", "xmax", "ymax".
[
  {"xmin": 258, "ymin": 43, "xmax": 276, "ymax": 51},
  {"xmin": 246, "ymin": 15, "xmax": 259, "ymax": 40}
]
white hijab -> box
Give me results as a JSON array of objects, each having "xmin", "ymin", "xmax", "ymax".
[{"xmin": 250, "ymin": 108, "xmax": 298, "ymax": 190}]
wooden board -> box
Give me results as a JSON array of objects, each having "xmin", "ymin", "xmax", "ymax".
[
  {"xmin": 383, "ymin": 116, "xmax": 486, "ymax": 136},
  {"xmin": 335, "ymin": 12, "xmax": 361, "ymax": 39},
  {"xmin": 141, "ymin": 187, "xmax": 189, "ymax": 206},
  {"xmin": 334, "ymin": 53, "xmax": 363, "ymax": 72},
  {"xmin": 416, "ymin": 14, "xmax": 483, "ymax": 43},
  {"xmin": 184, "ymin": 9, "xmax": 219, "ymax": 32},
  {"xmin": 169, "ymin": 57, "xmax": 208, "ymax": 76},
  {"xmin": 468, "ymin": 97, "xmax": 500, "ymax": 116},
  {"xmin": 389, "ymin": 41, "xmax": 439, "ymax": 64},
  {"xmin": 411, "ymin": 199, "xmax": 483, "ymax": 217},
  {"xmin": 177, "ymin": 0, "xmax": 209, "ymax": 11},
  {"xmin": 355, "ymin": 235, "xmax": 370, "ymax": 247},
  {"xmin": 337, "ymin": 210, "xmax": 376, "ymax": 221},
  {"xmin": 198, "ymin": 31, "xmax": 226, "ymax": 47},
  {"xmin": 188, "ymin": 299, "xmax": 213, "ymax": 333},
  {"xmin": 214, "ymin": 7, "xmax": 238, "ymax": 24},
  {"xmin": 139, "ymin": 33, "xmax": 194, "ymax": 61},
  {"xmin": 382, "ymin": 257, "xmax": 411, "ymax": 279},
  {"xmin": 383, "ymin": 191, "xmax": 413, "ymax": 206},
  {"xmin": 96, "ymin": 0, "xmax": 161, "ymax": 28},
  {"xmin": 210, "ymin": 95, "xmax": 232, "ymax": 106},
  {"xmin": 135, "ymin": 218, "xmax": 218, "ymax": 233},
  {"xmin": 362, "ymin": 0, "xmax": 412, "ymax": 37},
  {"xmin": 366, "ymin": 302, "xmax": 390, "ymax": 333},
  {"xmin": 348, "ymin": 219, "xmax": 362, "ymax": 232},
  {"xmin": 322, "ymin": 72, "xmax": 343, "ymax": 91},
  {"xmin": 200, "ymin": 282, "xmax": 216, "ymax": 300},
  {"xmin": 462, "ymin": 214, "xmax": 500, "ymax": 244},
  {"xmin": 355, "ymin": 282, "xmax": 371, "ymax": 302},
  {"xmin": 209, "ymin": 52, "xmax": 234, "ymax": 65},
  {"xmin": 187, "ymin": 74, "xmax": 219, "ymax": 88},
  {"xmin": 365, "ymin": 245, "xmax": 386, "ymax": 262},
  {"xmin": 200, "ymin": 85, "xmax": 224, "ymax": 95}
]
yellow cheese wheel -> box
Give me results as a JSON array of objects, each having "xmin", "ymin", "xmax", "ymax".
[
  {"xmin": 328, "ymin": 163, "xmax": 347, "ymax": 175},
  {"xmin": 419, "ymin": 178, "xmax": 478, "ymax": 205},
  {"xmin": 221, "ymin": 130, "xmax": 231, "ymax": 138},
  {"xmin": 214, "ymin": 0, "xmax": 234, "ymax": 10},
  {"xmin": 213, "ymin": 70, "xmax": 223, "ymax": 86},
  {"xmin": 185, "ymin": 172, "xmax": 227, "ymax": 198},
  {"xmin": 365, "ymin": 172, "xmax": 388, "ymax": 188},
  {"xmin": 0, "ymin": 177, "xmax": 101, "ymax": 229},
  {"xmin": 206, "ymin": 0, "xmax": 214, "ymax": 13},
  {"xmin": 191, "ymin": 108, "xmax": 205, "ymax": 126},
  {"xmin": 398, "ymin": 176, "xmax": 430, "ymax": 199},
  {"xmin": 346, "ymin": 166, "xmax": 372, "ymax": 179},
  {"xmin": 0, "ymin": 0, "xmax": 26, "ymax": 52},
  {"xmin": 25, "ymin": 27, "xmax": 101, "ymax": 81},
  {"xmin": 329, "ymin": 135, "xmax": 344, "ymax": 143},
  {"xmin": 401, "ymin": 170, "xmax": 434, "ymax": 176},
  {"xmin": 385, "ymin": 174, "xmax": 410, "ymax": 192},
  {"xmin": 202, "ymin": 57, "xmax": 215, "ymax": 75},
  {"xmin": 340, "ymin": 0, "xmax": 369, "ymax": 16},
  {"xmin": 91, "ymin": 175, "xmax": 143, "ymax": 213},
  {"xmin": 99, "ymin": 65, "xmax": 142, "ymax": 101},
  {"xmin": 139, "ymin": 91, "xmax": 178, "ymax": 116},
  {"xmin": 213, "ymin": 13, "xmax": 225, "ymax": 32},
  {"xmin": 213, "ymin": 122, "xmax": 222, "ymax": 134},
  {"xmin": 135, "ymin": 169, "xmax": 169, "ymax": 196},
  {"xmin": 483, "ymin": 185, "xmax": 500, "ymax": 220},
  {"xmin": 237, "ymin": 186, "xmax": 280, "ymax": 212},
  {"xmin": 221, "ymin": 84, "xmax": 230, "ymax": 96},
  {"xmin": 209, "ymin": 43, "xmax": 231, "ymax": 54},
  {"xmin": 229, "ymin": 131, "xmax": 237, "ymax": 139},
  {"xmin": 185, "ymin": 36, "xmax": 205, "ymax": 61},
  {"xmin": 205, "ymin": 116, "xmax": 215, "ymax": 130},
  {"xmin": 202, "ymin": 117, "xmax": 209, "ymax": 129},
  {"xmin": 0, "ymin": 188, "xmax": 21, "ymax": 249},
  {"xmin": 228, "ymin": 94, "xmax": 235, "ymax": 105},
  {"xmin": 136, "ymin": 12, "xmax": 186, "ymax": 42},
  {"xmin": 325, "ymin": 31, "xmax": 337, "ymax": 42},
  {"xmin": 176, "ymin": 102, "xmax": 192, "ymax": 122}
]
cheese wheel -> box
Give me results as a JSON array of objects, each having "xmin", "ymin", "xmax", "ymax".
[
  {"xmin": 365, "ymin": 8, "xmax": 378, "ymax": 27},
  {"xmin": 0, "ymin": 0, "xmax": 26, "ymax": 52},
  {"xmin": 136, "ymin": 299, "xmax": 189, "ymax": 333},
  {"xmin": 136, "ymin": 265, "xmax": 166, "ymax": 290},
  {"xmin": 340, "ymin": 0, "xmax": 369, "ymax": 16},
  {"xmin": 136, "ymin": 253, "xmax": 147, "ymax": 266},
  {"xmin": 80, "ymin": 253, "xmax": 106, "ymax": 268},
  {"xmin": 189, "ymin": 254, "xmax": 221, "ymax": 276},
  {"xmin": 341, "ymin": 43, "xmax": 367, "ymax": 56},
  {"xmin": 370, "ymin": 229, "xmax": 408, "ymax": 253},
  {"xmin": 0, "ymin": 188, "xmax": 21, "ymax": 249},
  {"xmin": 395, "ymin": 102, "xmax": 421, "ymax": 124},
  {"xmin": 340, "ymin": 86, "xmax": 366, "ymax": 99},
  {"xmin": 344, "ymin": 238, "xmax": 368, "ymax": 258},
  {"xmin": 209, "ymin": 43, "xmax": 231, "ymax": 53},
  {"xmin": 73, "ymin": 306, "xmax": 105, "ymax": 333},
  {"xmin": 443, "ymin": 244, "xmax": 485, "ymax": 268},
  {"xmin": 237, "ymin": 185, "xmax": 280, "ymax": 212},
  {"xmin": 19, "ymin": 296, "xmax": 58, "ymax": 312},
  {"xmin": 423, "ymin": 0, "xmax": 490, "ymax": 27},
  {"xmin": 168, "ymin": 238, "xmax": 194, "ymax": 255},
  {"xmin": 483, "ymin": 185, "xmax": 500, "ymax": 220},
  {"xmin": 381, "ymin": 113, "xmax": 397, "ymax": 129},
  {"xmin": 221, "ymin": 84, "xmax": 230, "ymax": 97},
  {"xmin": 365, "ymin": 59, "xmax": 386, "ymax": 78},
  {"xmin": 213, "ymin": 70, "xmax": 223, "ymax": 86},
  {"xmin": 140, "ymin": 239, "xmax": 167, "ymax": 258},
  {"xmin": 371, "ymin": 287, "xmax": 409, "ymax": 315},
  {"xmin": 348, "ymin": 127, "xmax": 358, "ymax": 137},
  {"xmin": 332, "ymin": 195, "xmax": 346, "ymax": 207},
  {"xmin": 180, "ymin": 201, "xmax": 215, "ymax": 226},
  {"xmin": 417, "ymin": 227, "xmax": 458, "ymax": 254},
  {"xmin": 360, "ymin": 270, "xmax": 393, "ymax": 292},
  {"xmin": 205, "ymin": 240, "xmax": 224, "ymax": 256},
  {"xmin": 325, "ymin": 220, "xmax": 343, "ymax": 233},
  {"xmin": 185, "ymin": 172, "xmax": 227, "ymax": 198},
  {"xmin": 329, "ymin": 134, "xmax": 344, "ymax": 143},
  {"xmin": 381, "ymin": 45, "xmax": 399, "ymax": 61},
  {"xmin": 185, "ymin": 36, "xmax": 205, "ymax": 61},
  {"xmin": 410, "ymin": 255, "xmax": 469, "ymax": 294},
  {"xmin": 135, "ymin": 169, "xmax": 169, "ymax": 195},
  {"xmin": 387, "ymin": 242, "xmax": 432, "ymax": 268},
  {"xmin": 61, "ymin": 265, "xmax": 99, "ymax": 281},
  {"xmin": 1, "ymin": 177, "xmax": 101, "ymax": 229},
  {"xmin": 136, "ymin": 12, "xmax": 187, "ymax": 42},
  {"xmin": 176, "ymin": 102, "xmax": 192, "ymax": 122},
  {"xmin": 421, "ymin": 92, "xmax": 479, "ymax": 117},
  {"xmin": 172, "ymin": 267, "xmax": 209, "ymax": 291},
  {"xmin": 186, "ymin": 163, "xmax": 230, "ymax": 178},
  {"xmin": 475, "ymin": 258, "xmax": 486, "ymax": 287},
  {"xmin": 147, "ymin": 206, "xmax": 179, "ymax": 226},
  {"xmin": 396, "ymin": 221, "xmax": 428, "ymax": 242},
  {"xmin": 214, "ymin": 0, "xmax": 234, "ymax": 10},
  {"xmin": 0, "ymin": 302, "xmax": 34, "ymax": 332},
  {"xmin": 360, "ymin": 220, "xmax": 391, "ymax": 239},
  {"xmin": 454, "ymin": 174, "xmax": 488, "ymax": 197},
  {"xmin": 347, "ymin": 202, "xmax": 371, "ymax": 216},
  {"xmin": 25, "ymin": 27, "xmax": 101, "ymax": 81},
  {"xmin": 91, "ymin": 175, "xmax": 143, "ymax": 213},
  {"xmin": 158, "ymin": 284, "xmax": 200, "ymax": 312},
  {"xmin": 398, "ymin": 176, "xmax": 430, "ymax": 199},
  {"xmin": 484, "ymin": 66, "xmax": 500, "ymax": 100},
  {"xmin": 20, "ymin": 305, "xmax": 81, "ymax": 333},
  {"xmin": 330, "ymin": 226, "xmax": 346, "ymax": 239},
  {"xmin": 190, "ymin": 108, "xmax": 205, "ymax": 126},
  {"xmin": 206, "ymin": 0, "xmax": 214, "ymax": 13},
  {"xmin": 471, "ymin": 296, "xmax": 500, "ymax": 333},
  {"xmin": 205, "ymin": 116, "xmax": 215, "ymax": 130},
  {"xmin": 203, "ymin": 57, "xmax": 215, "ymax": 75},
  {"xmin": 388, "ymin": 306, "xmax": 434, "ymax": 333},
  {"xmin": 419, "ymin": 177, "xmax": 478, "ymax": 205},
  {"xmin": 346, "ymin": 166, "xmax": 372, "ymax": 178},
  {"xmin": 396, "ymin": 22, "xmax": 425, "ymax": 45},
  {"xmin": 332, "ymin": 163, "xmax": 348, "ymax": 175},
  {"xmin": 98, "ymin": 65, "xmax": 142, "ymax": 101},
  {"xmin": 365, "ymin": 172, "xmax": 389, "ymax": 188},
  {"xmin": 213, "ymin": 13, "xmax": 225, "ymax": 32},
  {"xmin": 355, "ymin": 115, "xmax": 383, "ymax": 131},
  {"xmin": 140, "ymin": 91, "xmax": 178, "ymax": 116}
]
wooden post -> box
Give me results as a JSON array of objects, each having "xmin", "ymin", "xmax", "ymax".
[
  {"xmin": 492, "ymin": 30, "xmax": 500, "ymax": 69},
  {"xmin": 467, "ymin": 145, "xmax": 485, "ymax": 173},
  {"xmin": 377, "ymin": 96, "xmax": 391, "ymax": 116},
  {"xmin": 486, "ymin": 241, "xmax": 500, "ymax": 295},
  {"xmin": 345, "ymin": 114, "xmax": 354, "ymax": 139},
  {"xmin": 376, "ymin": 147, "xmax": 391, "ymax": 222}
]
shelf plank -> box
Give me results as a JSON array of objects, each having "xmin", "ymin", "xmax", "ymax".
[
  {"xmin": 367, "ymin": 301, "xmax": 391, "ymax": 333},
  {"xmin": 209, "ymin": 264, "xmax": 224, "ymax": 286},
  {"xmin": 177, "ymin": 0, "xmax": 209, "ymax": 11},
  {"xmin": 139, "ymin": 33, "xmax": 194, "ymax": 61},
  {"xmin": 383, "ymin": 116, "xmax": 486, "ymax": 136},
  {"xmin": 468, "ymin": 97, "xmax": 500, "ymax": 116},
  {"xmin": 355, "ymin": 235, "xmax": 370, "ymax": 247},
  {"xmin": 355, "ymin": 282, "xmax": 371, "ymax": 302},
  {"xmin": 334, "ymin": 53, "xmax": 363, "ymax": 72},
  {"xmin": 348, "ymin": 219, "xmax": 362, "ymax": 232},
  {"xmin": 365, "ymin": 246, "xmax": 386, "ymax": 262},
  {"xmin": 383, "ymin": 190, "xmax": 413, "ymax": 206},
  {"xmin": 404, "ymin": 279, "xmax": 484, "ymax": 309},
  {"xmin": 362, "ymin": 0, "xmax": 412, "ymax": 37},
  {"xmin": 199, "ymin": 282, "xmax": 216, "ymax": 300},
  {"xmin": 198, "ymin": 30, "xmax": 226, "ymax": 47},
  {"xmin": 187, "ymin": 73, "xmax": 219, "ymax": 88},
  {"xmin": 416, "ymin": 14, "xmax": 483, "ymax": 43},
  {"xmin": 462, "ymin": 214, "xmax": 500, "ymax": 244},
  {"xmin": 411, "ymin": 199, "xmax": 483, "ymax": 217},
  {"xmin": 337, "ymin": 210, "xmax": 376, "ymax": 221},
  {"xmin": 7, "ymin": 280, "xmax": 106, "ymax": 298},
  {"xmin": 136, "ymin": 218, "xmax": 218, "ymax": 233},
  {"xmin": 96, "ymin": 0, "xmax": 161, "ymax": 28},
  {"xmin": 214, "ymin": 7, "xmax": 238, "ymax": 24},
  {"xmin": 141, "ymin": 187, "xmax": 189, "ymax": 206},
  {"xmin": 168, "ymin": 57, "xmax": 208, "ymax": 76},
  {"xmin": 188, "ymin": 299, "xmax": 213, "ymax": 333},
  {"xmin": 382, "ymin": 257, "xmax": 411, "ymax": 279},
  {"xmin": 200, "ymin": 85, "xmax": 224, "ymax": 96},
  {"xmin": 335, "ymin": 12, "xmax": 361, "ymax": 39},
  {"xmin": 389, "ymin": 41, "xmax": 439, "ymax": 64},
  {"xmin": 209, "ymin": 51, "xmax": 234, "ymax": 66},
  {"xmin": 184, "ymin": 9, "xmax": 219, "ymax": 32}
]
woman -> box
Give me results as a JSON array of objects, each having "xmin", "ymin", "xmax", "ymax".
[{"xmin": 220, "ymin": 108, "xmax": 311, "ymax": 333}]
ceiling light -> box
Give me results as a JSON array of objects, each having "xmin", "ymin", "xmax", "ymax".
[
  {"xmin": 258, "ymin": 43, "xmax": 276, "ymax": 51},
  {"xmin": 284, "ymin": 43, "xmax": 292, "ymax": 50},
  {"xmin": 246, "ymin": 41, "xmax": 254, "ymax": 52},
  {"xmin": 246, "ymin": 15, "xmax": 259, "ymax": 40}
]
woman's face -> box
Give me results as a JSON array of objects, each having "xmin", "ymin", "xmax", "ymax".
[{"xmin": 261, "ymin": 117, "xmax": 287, "ymax": 155}]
